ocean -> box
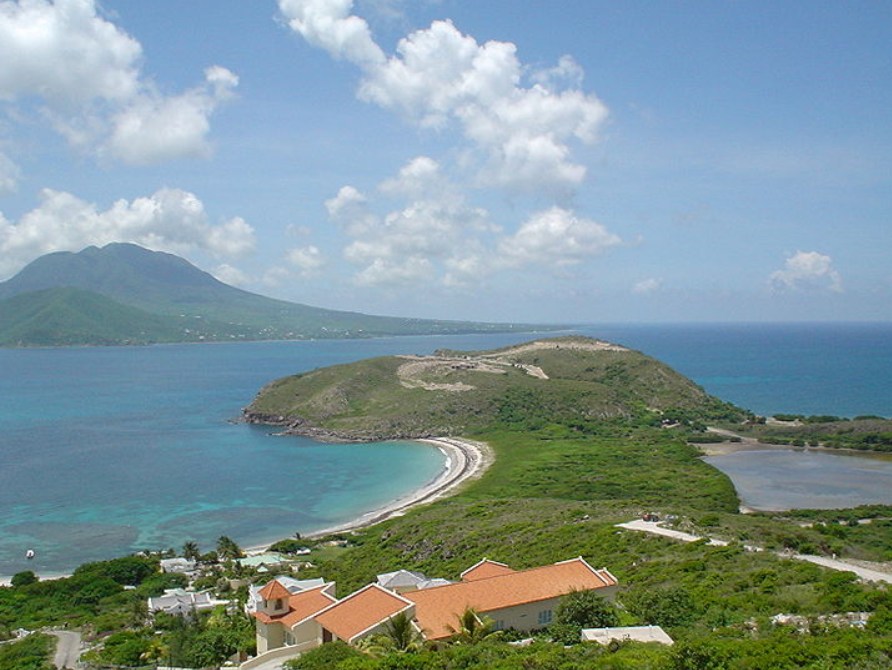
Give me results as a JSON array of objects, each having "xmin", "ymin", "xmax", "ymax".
[{"xmin": 1, "ymin": 322, "xmax": 890, "ymax": 575}]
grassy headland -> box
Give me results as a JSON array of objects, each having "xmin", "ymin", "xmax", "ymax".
[
  {"xmin": 244, "ymin": 336, "xmax": 746, "ymax": 439},
  {"xmin": 3, "ymin": 336, "xmax": 891, "ymax": 669}
]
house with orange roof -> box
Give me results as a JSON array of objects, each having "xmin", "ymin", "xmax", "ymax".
[
  {"xmin": 244, "ymin": 557, "xmax": 617, "ymax": 668},
  {"xmin": 404, "ymin": 557, "xmax": 617, "ymax": 640}
]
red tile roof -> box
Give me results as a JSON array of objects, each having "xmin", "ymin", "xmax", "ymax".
[
  {"xmin": 460, "ymin": 558, "xmax": 515, "ymax": 581},
  {"xmin": 314, "ymin": 584, "xmax": 413, "ymax": 642},
  {"xmin": 251, "ymin": 585, "xmax": 336, "ymax": 626},
  {"xmin": 258, "ymin": 579, "xmax": 291, "ymax": 601},
  {"xmin": 405, "ymin": 558, "xmax": 617, "ymax": 640}
]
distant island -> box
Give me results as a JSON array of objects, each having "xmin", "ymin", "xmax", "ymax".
[
  {"xmin": 0, "ymin": 243, "xmax": 556, "ymax": 347},
  {"xmin": 244, "ymin": 335, "xmax": 747, "ymax": 440}
]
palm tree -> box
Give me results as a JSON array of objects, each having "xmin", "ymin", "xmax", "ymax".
[
  {"xmin": 182, "ymin": 541, "xmax": 200, "ymax": 560},
  {"xmin": 216, "ymin": 535, "xmax": 244, "ymax": 560},
  {"xmin": 357, "ymin": 612, "xmax": 425, "ymax": 656},
  {"xmin": 446, "ymin": 607, "xmax": 497, "ymax": 645}
]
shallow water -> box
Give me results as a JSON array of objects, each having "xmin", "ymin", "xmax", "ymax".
[{"xmin": 705, "ymin": 449, "xmax": 892, "ymax": 511}]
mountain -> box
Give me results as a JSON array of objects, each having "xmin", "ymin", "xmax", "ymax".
[
  {"xmin": 0, "ymin": 288, "xmax": 189, "ymax": 347},
  {"xmin": 244, "ymin": 336, "xmax": 745, "ymax": 440},
  {"xmin": 0, "ymin": 243, "xmax": 550, "ymax": 346}
]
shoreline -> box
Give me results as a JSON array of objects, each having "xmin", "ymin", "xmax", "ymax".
[
  {"xmin": 246, "ymin": 436, "xmax": 493, "ymax": 553},
  {"xmin": 1, "ymin": 437, "xmax": 493, "ymax": 584}
]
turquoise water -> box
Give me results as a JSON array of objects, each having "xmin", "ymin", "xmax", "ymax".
[{"xmin": 2, "ymin": 324, "xmax": 891, "ymax": 575}]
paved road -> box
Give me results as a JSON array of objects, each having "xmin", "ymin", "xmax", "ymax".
[
  {"xmin": 48, "ymin": 630, "xmax": 81, "ymax": 669},
  {"xmin": 617, "ymin": 519, "xmax": 892, "ymax": 584}
]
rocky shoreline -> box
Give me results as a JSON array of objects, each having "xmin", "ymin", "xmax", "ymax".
[{"xmin": 242, "ymin": 410, "xmax": 460, "ymax": 443}]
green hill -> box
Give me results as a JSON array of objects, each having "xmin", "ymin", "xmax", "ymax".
[
  {"xmin": 244, "ymin": 335, "xmax": 745, "ymax": 439},
  {"xmin": 0, "ymin": 243, "xmax": 551, "ymax": 346},
  {"xmin": 0, "ymin": 288, "xmax": 191, "ymax": 347}
]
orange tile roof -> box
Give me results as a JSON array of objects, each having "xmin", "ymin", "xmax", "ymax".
[
  {"xmin": 314, "ymin": 584, "xmax": 413, "ymax": 643},
  {"xmin": 251, "ymin": 585, "xmax": 336, "ymax": 626},
  {"xmin": 405, "ymin": 558, "xmax": 617, "ymax": 640},
  {"xmin": 460, "ymin": 558, "xmax": 515, "ymax": 581},
  {"xmin": 258, "ymin": 579, "xmax": 291, "ymax": 601},
  {"xmin": 282, "ymin": 586, "xmax": 338, "ymax": 627}
]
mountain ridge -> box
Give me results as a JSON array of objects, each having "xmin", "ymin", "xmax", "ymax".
[{"xmin": 0, "ymin": 244, "xmax": 553, "ymax": 346}]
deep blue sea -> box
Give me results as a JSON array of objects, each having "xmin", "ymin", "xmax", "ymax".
[{"xmin": 1, "ymin": 323, "xmax": 891, "ymax": 575}]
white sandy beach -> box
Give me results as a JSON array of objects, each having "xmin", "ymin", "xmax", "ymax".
[
  {"xmin": 246, "ymin": 436, "xmax": 493, "ymax": 552},
  {"xmin": 0, "ymin": 438, "xmax": 494, "ymax": 581}
]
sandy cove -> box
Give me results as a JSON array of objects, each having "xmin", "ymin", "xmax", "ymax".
[{"xmin": 247, "ymin": 436, "xmax": 493, "ymax": 552}]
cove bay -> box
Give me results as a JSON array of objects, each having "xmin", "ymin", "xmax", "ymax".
[{"xmin": 2, "ymin": 323, "xmax": 891, "ymax": 576}]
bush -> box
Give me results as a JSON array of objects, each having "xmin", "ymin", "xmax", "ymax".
[{"xmin": 11, "ymin": 572, "xmax": 38, "ymax": 588}]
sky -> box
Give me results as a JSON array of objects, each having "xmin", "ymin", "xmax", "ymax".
[{"xmin": 0, "ymin": 0, "xmax": 890, "ymax": 323}]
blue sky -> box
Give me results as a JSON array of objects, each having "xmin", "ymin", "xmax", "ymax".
[{"xmin": 0, "ymin": 0, "xmax": 889, "ymax": 323}]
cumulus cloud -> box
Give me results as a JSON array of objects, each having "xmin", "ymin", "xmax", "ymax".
[
  {"xmin": 329, "ymin": 156, "xmax": 497, "ymax": 286},
  {"xmin": 286, "ymin": 245, "xmax": 326, "ymax": 276},
  {"xmin": 0, "ymin": 187, "xmax": 255, "ymax": 279},
  {"xmin": 633, "ymin": 278, "xmax": 662, "ymax": 295},
  {"xmin": 769, "ymin": 250, "xmax": 843, "ymax": 293},
  {"xmin": 105, "ymin": 66, "xmax": 238, "ymax": 165},
  {"xmin": 498, "ymin": 207, "xmax": 622, "ymax": 268},
  {"xmin": 0, "ymin": 0, "xmax": 236, "ymax": 165},
  {"xmin": 277, "ymin": 0, "xmax": 384, "ymax": 66},
  {"xmin": 327, "ymin": 158, "xmax": 623, "ymax": 287},
  {"xmin": 213, "ymin": 263, "xmax": 251, "ymax": 287},
  {"xmin": 278, "ymin": 2, "xmax": 607, "ymax": 195}
]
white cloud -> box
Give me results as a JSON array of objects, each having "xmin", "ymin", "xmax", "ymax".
[
  {"xmin": 0, "ymin": 0, "xmax": 141, "ymax": 106},
  {"xmin": 497, "ymin": 207, "xmax": 622, "ymax": 269},
  {"xmin": 769, "ymin": 250, "xmax": 843, "ymax": 293},
  {"xmin": 286, "ymin": 245, "xmax": 326, "ymax": 276},
  {"xmin": 0, "ymin": 187, "xmax": 255, "ymax": 279},
  {"xmin": 0, "ymin": 0, "xmax": 237, "ymax": 166},
  {"xmin": 213, "ymin": 263, "xmax": 251, "ymax": 287},
  {"xmin": 330, "ymin": 157, "xmax": 496, "ymax": 286},
  {"xmin": 279, "ymin": 4, "xmax": 607, "ymax": 195},
  {"xmin": 277, "ymin": 0, "xmax": 385, "ymax": 67},
  {"xmin": 105, "ymin": 66, "xmax": 238, "ymax": 165},
  {"xmin": 633, "ymin": 278, "xmax": 662, "ymax": 295}
]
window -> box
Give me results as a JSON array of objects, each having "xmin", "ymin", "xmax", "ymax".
[
  {"xmin": 275, "ymin": 598, "xmax": 283, "ymax": 610},
  {"xmin": 538, "ymin": 609, "xmax": 553, "ymax": 625},
  {"xmin": 493, "ymin": 619, "xmax": 505, "ymax": 631}
]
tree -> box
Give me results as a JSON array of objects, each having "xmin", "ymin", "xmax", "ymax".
[
  {"xmin": 216, "ymin": 536, "xmax": 244, "ymax": 560},
  {"xmin": 182, "ymin": 541, "xmax": 200, "ymax": 560},
  {"xmin": 10, "ymin": 571, "xmax": 38, "ymax": 588},
  {"xmin": 556, "ymin": 590, "xmax": 620, "ymax": 629},
  {"xmin": 446, "ymin": 607, "xmax": 497, "ymax": 645}
]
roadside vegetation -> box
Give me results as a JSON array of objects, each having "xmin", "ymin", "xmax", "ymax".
[{"xmin": 722, "ymin": 416, "xmax": 892, "ymax": 452}]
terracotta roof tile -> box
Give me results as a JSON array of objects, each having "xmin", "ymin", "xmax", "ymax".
[
  {"xmin": 405, "ymin": 558, "xmax": 616, "ymax": 640},
  {"xmin": 460, "ymin": 559, "xmax": 515, "ymax": 581},
  {"xmin": 282, "ymin": 586, "xmax": 338, "ymax": 627},
  {"xmin": 250, "ymin": 585, "xmax": 336, "ymax": 626},
  {"xmin": 314, "ymin": 584, "xmax": 413, "ymax": 642},
  {"xmin": 258, "ymin": 579, "xmax": 292, "ymax": 601}
]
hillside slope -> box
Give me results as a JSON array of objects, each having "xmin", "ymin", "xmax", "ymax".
[
  {"xmin": 0, "ymin": 244, "xmax": 548, "ymax": 345},
  {"xmin": 244, "ymin": 336, "xmax": 744, "ymax": 439},
  {"xmin": 0, "ymin": 288, "xmax": 190, "ymax": 346}
]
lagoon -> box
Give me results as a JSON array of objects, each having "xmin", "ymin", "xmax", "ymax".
[{"xmin": 705, "ymin": 448, "xmax": 892, "ymax": 511}]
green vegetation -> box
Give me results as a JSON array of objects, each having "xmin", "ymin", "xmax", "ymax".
[
  {"xmin": 0, "ymin": 287, "xmax": 189, "ymax": 347},
  {"xmin": 246, "ymin": 337, "xmax": 748, "ymax": 439},
  {"xmin": 3, "ymin": 340, "xmax": 890, "ymax": 668},
  {"xmin": 0, "ymin": 243, "xmax": 546, "ymax": 346},
  {"xmin": 0, "ymin": 634, "xmax": 55, "ymax": 670},
  {"xmin": 728, "ymin": 417, "xmax": 892, "ymax": 452}
]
